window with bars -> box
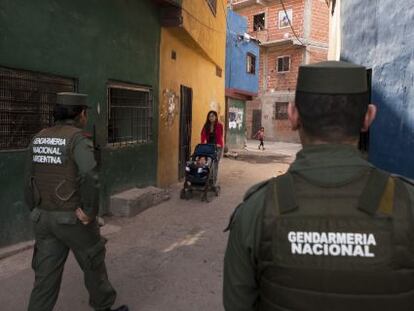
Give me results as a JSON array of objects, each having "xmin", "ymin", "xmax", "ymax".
[
  {"xmin": 277, "ymin": 56, "xmax": 291, "ymax": 73},
  {"xmin": 274, "ymin": 102, "xmax": 289, "ymax": 120},
  {"xmin": 107, "ymin": 82, "xmax": 153, "ymax": 146},
  {"xmin": 253, "ymin": 13, "xmax": 265, "ymax": 31},
  {"xmin": 206, "ymin": 0, "xmax": 217, "ymax": 16},
  {"xmin": 247, "ymin": 53, "xmax": 256, "ymax": 74},
  {"xmin": 0, "ymin": 67, "xmax": 76, "ymax": 151}
]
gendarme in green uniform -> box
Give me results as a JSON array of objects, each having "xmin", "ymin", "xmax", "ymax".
[
  {"xmin": 25, "ymin": 93, "xmax": 121, "ymax": 311},
  {"xmin": 223, "ymin": 62, "xmax": 414, "ymax": 311}
]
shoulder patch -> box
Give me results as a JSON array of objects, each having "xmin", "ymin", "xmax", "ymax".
[{"xmin": 243, "ymin": 179, "xmax": 272, "ymax": 202}]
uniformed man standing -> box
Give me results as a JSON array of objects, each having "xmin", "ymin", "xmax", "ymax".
[
  {"xmin": 25, "ymin": 92, "xmax": 128, "ymax": 311},
  {"xmin": 223, "ymin": 61, "xmax": 414, "ymax": 311}
]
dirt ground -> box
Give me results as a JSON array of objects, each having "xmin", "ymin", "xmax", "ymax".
[{"xmin": 0, "ymin": 151, "xmax": 296, "ymax": 311}]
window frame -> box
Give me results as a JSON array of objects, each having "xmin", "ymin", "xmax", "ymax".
[
  {"xmin": 206, "ymin": 0, "xmax": 217, "ymax": 16},
  {"xmin": 107, "ymin": 81, "xmax": 153, "ymax": 147},
  {"xmin": 274, "ymin": 102, "xmax": 289, "ymax": 120},
  {"xmin": 253, "ymin": 12, "xmax": 266, "ymax": 31},
  {"xmin": 0, "ymin": 66, "xmax": 77, "ymax": 152},
  {"xmin": 277, "ymin": 55, "xmax": 291, "ymax": 73},
  {"xmin": 246, "ymin": 53, "xmax": 256, "ymax": 75}
]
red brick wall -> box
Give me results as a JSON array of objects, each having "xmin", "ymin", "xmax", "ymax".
[
  {"xmin": 265, "ymin": 46, "xmax": 304, "ymax": 91},
  {"xmin": 310, "ymin": 0, "xmax": 330, "ymax": 44},
  {"xmin": 236, "ymin": 0, "xmax": 305, "ymax": 41},
  {"xmin": 308, "ymin": 46, "xmax": 328, "ymax": 64}
]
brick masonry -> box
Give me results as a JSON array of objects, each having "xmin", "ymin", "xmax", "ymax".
[{"xmin": 233, "ymin": 0, "xmax": 329, "ymax": 142}]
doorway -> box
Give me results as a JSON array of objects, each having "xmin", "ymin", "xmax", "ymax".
[{"xmin": 178, "ymin": 85, "xmax": 193, "ymax": 180}]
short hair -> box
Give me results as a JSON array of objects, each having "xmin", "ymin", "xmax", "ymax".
[
  {"xmin": 53, "ymin": 104, "xmax": 86, "ymax": 122},
  {"xmin": 295, "ymin": 91, "xmax": 369, "ymax": 142}
]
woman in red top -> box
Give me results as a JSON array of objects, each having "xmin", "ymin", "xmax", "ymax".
[{"xmin": 201, "ymin": 110, "xmax": 224, "ymax": 159}]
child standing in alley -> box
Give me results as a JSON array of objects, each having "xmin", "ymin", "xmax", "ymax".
[{"xmin": 255, "ymin": 127, "xmax": 265, "ymax": 150}]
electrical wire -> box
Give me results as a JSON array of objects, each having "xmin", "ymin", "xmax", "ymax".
[{"xmin": 279, "ymin": 0, "xmax": 305, "ymax": 46}]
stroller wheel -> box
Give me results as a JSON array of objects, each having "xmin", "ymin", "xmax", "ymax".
[
  {"xmin": 181, "ymin": 188, "xmax": 192, "ymax": 200},
  {"xmin": 215, "ymin": 185, "xmax": 221, "ymax": 196}
]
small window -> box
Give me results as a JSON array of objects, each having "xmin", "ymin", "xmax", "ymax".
[
  {"xmin": 274, "ymin": 102, "xmax": 289, "ymax": 120},
  {"xmin": 246, "ymin": 53, "xmax": 256, "ymax": 74},
  {"xmin": 108, "ymin": 82, "xmax": 153, "ymax": 146},
  {"xmin": 171, "ymin": 50, "xmax": 177, "ymax": 60},
  {"xmin": 278, "ymin": 8, "xmax": 293, "ymax": 29},
  {"xmin": 253, "ymin": 13, "xmax": 265, "ymax": 31},
  {"xmin": 206, "ymin": 0, "xmax": 217, "ymax": 16},
  {"xmin": 0, "ymin": 67, "xmax": 76, "ymax": 150},
  {"xmin": 277, "ymin": 56, "xmax": 291, "ymax": 73}
]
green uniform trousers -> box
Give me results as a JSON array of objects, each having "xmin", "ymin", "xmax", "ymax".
[{"xmin": 28, "ymin": 209, "xmax": 116, "ymax": 311}]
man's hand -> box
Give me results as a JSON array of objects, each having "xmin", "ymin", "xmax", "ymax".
[{"xmin": 75, "ymin": 208, "xmax": 92, "ymax": 225}]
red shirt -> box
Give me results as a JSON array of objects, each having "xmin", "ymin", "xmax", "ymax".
[{"xmin": 201, "ymin": 122, "xmax": 224, "ymax": 148}]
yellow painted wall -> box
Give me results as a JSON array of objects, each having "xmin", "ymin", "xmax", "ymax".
[
  {"xmin": 181, "ymin": 0, "xmax": 226, "ymax": 68},
  {"xmin": 158, "ymin": 0, "xmax": 226, "ymax": 186}
]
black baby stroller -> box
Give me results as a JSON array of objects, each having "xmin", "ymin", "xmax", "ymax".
[{"xmin": 180, "ymin": 144, "xmax": 221, "ymax": 202}]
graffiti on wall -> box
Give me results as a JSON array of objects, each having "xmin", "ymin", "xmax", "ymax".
[
  {"xmin": 160, "ymin": 89, "xmax": 179, "ymax": 127},
  {"xmin": 228, "ymin": 107, "xmax": 244, "ymax": 130}
]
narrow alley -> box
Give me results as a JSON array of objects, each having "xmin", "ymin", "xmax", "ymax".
[{"xmin": 0, "ymin": 145, "xmax": 300, "ymax": 311}]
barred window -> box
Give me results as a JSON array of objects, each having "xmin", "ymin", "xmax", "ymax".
[
  {"xmin": 274, "ymin": 102, "xmax": 289, "ymax": 120},
  {"xmin": 277, "ymin": 56, "xmax": 291, "ymax": 73},
  {"xmin": 107, "ymin": 82, "xmax": 153, "ymax": 146},
  {"xmin": 247, "ymin": 53, "xmax": 256, "ymax": 74},
  {"xmin": 0, "ymin": 67, "xmax": 76, "ymax": 151},
  {"xmin": 206, "ymin": 0, "xmax": 217, "ymax": 16}
]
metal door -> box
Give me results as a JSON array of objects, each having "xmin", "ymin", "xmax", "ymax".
[
  {"xmin": 252, "ymin": 109, "xmax": 262, "ymax": 138},
  {"xmin": 178, "ymin": 85, "xmax": 192, "ymax": 179}
]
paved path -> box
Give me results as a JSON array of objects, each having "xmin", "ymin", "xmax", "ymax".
[{"xmin": 0, "ymin": 145, "xmax": 298, "ymax": 311}]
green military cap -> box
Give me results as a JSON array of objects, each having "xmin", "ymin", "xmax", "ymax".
[
  {"xmin": 296, "ymin": 61, "xmax": 368, "ymax": 94},
  {"xmin": 56, "ymin": 92, "xmax": 89, "ymax": 107}
]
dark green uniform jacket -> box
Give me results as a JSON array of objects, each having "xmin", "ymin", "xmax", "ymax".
[
  {"xmin": 25, "ymin": 120, "xmax": 115, "ymax": 311},
  {"xmin": 223, "ymin": 144, "xmax": 414, "ymax": 311}
]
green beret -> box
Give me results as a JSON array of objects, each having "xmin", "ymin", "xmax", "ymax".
[
  {"xmin": 296, "ymin": 61, "xmax": 368, "ymax": 94},
  {"xmin": 57, "ymin": 92, "xmax": 89, "ymax": 107}
]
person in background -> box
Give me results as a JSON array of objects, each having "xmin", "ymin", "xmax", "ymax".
[{"xmin": 254, "ymin": 127, "xmax": 265, "ymax": 150}]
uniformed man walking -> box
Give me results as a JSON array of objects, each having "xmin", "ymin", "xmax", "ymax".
[
  {"xmin": 25, "ymin": 92, "xmax": 128, "ymax": 311},
  {"xmin": 223, "ymin": 61, "xmax": 414, "ymax": 311}
]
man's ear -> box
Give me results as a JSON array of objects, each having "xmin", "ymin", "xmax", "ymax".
[
  {"xmin": 361, "ymin": 104, "xmax": 377, "ymax": 132},
  {"xmin": 288, "ymin": 102, "xmax": 300, "ymax": 131}
]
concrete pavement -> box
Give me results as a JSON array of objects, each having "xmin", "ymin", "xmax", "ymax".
[{"xmin": 0, "ymin": 144, "xmax": 299, "ymax": 311}]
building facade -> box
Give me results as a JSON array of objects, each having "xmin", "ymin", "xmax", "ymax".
[
  {"xmin": 157, "ymin": 0, "xmax": 227, "ymax": 186},
  {"xmin": 225, "ymin": 9, "xmax": 260, "ymax": 149},
  {"xmin": 231, "ymin": 0, "xmax": 329, "ymax": 142},
  {"xmin": 0, "ymin": 0, "xmax": 162, "ymax": 247},
  {"xmin": 330, "ymin": 0, "xmax": 414, "ymax": 179}
]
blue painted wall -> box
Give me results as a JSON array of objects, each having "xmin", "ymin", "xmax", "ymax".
[
  {"xmin": 225, "ymin": 9, "xmax": 259, "ymax": 94},
  {"xmin": 341, "ymin": 1, "xmax": 414, "ymax": 179}
]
